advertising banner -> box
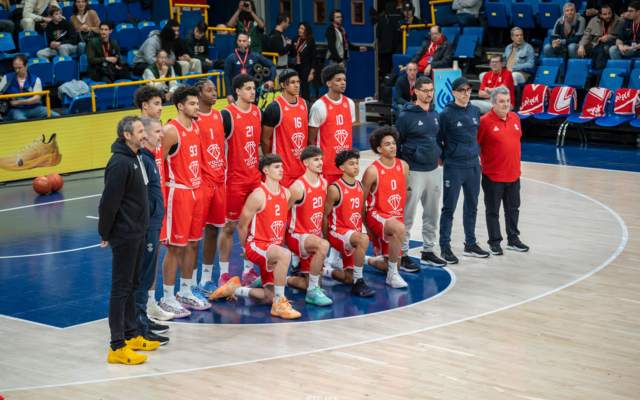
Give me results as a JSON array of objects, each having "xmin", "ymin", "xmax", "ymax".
[{"xmin": 433, "ymin": 68, "xmax": 462, "ymax": 112}]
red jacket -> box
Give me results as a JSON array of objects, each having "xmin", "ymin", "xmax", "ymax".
[
  {"xmin": 479, "ymin": 69, "xmax": 515, "ymax": 108},
  {"xmin": 477, "ymin": 109, "xmax": 522, "ymax": 182}
]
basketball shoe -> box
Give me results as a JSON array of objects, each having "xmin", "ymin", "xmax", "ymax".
[
  {"xmin": 0, "ymin": 134, "xmax": 62, "ymax": 171},
  {"xmin": 305, "ymin": 286, "xmax": 333, "ymax": 306},
  {"xmin": 158, "ymin": 298, "xmax": 191, "ymax": 318},
  {"xmin": 209, "ymin": 276, "xmax": 242, "ymax": 301},
  {"xmin": 107, "ymin": 347, "xmax": 146, "ymax": 365},
  {"xmin": 176, "ymin": 291, "xmax": 211, "ymax": 310},
  {"xmin": 271, "ymin": 297, "xmax": 301, "ymax": 319},
  {"xmin": 386, "ymin": 272, "xmax": 408, "ymax": 289},
  {"xmin": 198, "ymin": 281, "xmax": 218, "ymax": 296},
  {"xmin": 125, "ymin": 336, "xmax": 160, "ymax": 351},
  {"xmin": 147, "ymin": 298, "xmax": 175, "ymax": 321},
  {"xmin": 241, "ymin": 268, "xmax": 260, "ymax": 286},
  {"xmin": 218, "ymin": 272, "xmax": 231, "ymax": 287}
]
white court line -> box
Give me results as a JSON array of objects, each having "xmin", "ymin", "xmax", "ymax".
[
  {"xmin": 86, "ymin": 216, "xmax": 99, "ymax": 220},
  {"xmin": 0, "ymin": 176, "xmax": 630, "ymax": 392},
  {"xmin": 615, "ymin": 298, "xmax": 640, "ymax": 305},
  {"xmin": 437, "ymin": 373, "xmax": 461, "ymax": 381},
  {"xmin": 0, "ymin": 314, "xmax": 65, "ymax": 330},
  {"xmin": 0, "ymin": 194, "xmax": 101, "ymax": 213},
  {"xmin": 0, "ymin": 244, "xmax": 102, "ymax": 259},
  {"xmin": 332, "ymin": 351, "xmax": 388, "ymax": 365},
  {"xmin": 418, "ymin": 343, "xmax": 474, "ymax": 357}
]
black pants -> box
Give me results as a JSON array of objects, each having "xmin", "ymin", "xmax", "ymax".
[
  {"xmin": 94, "ymin": 69, "xmax": 132, "ymax": 84},
  {"xmin": 295, "ymin": 62, "xmax": 312, "ymax": 103},
  {"xmin": 379, "ymin": 52, "xmax": 393, "ymax": 76},
  {"xmin": 108, "ymin": 235, "xmax": 145, "ymax": 350},
  {"xmin": 481, "ymin": 174, "xmax": 521, "ymax": 246},
  {"xmin": 133, "ymin": 62, "xmax": 183, "ymax": 77},
  {"xmin": 135, "ymin": 229, "xmax": 161, "ymax": 336}
]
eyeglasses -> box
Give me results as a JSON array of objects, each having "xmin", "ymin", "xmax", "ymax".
[
  {"xmin": 490, "ymin": 61, "xmax": 502, "ymax": 65},
  {"xmin": 456, "ymin": 88, "xmax": 472, "ymax": 95},
  {"xmin": 416, "ymin": 88, "xmax": 434, "ymax": 94},
  {"xmin": 158, "ymin": 57, "xmax": 168, "ymax": 61}
]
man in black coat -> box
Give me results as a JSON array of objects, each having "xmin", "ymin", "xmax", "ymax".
[
  {"xmin": 410, "ymin": 25, "xmax": 454, "ymax": 76},
  {"xmin": 99, "ymin": 115, "xmax": 160, "ymax": 365},
  {"xmin": 325, "ymin": 9, "xmax": 367, "ymax": 70}
]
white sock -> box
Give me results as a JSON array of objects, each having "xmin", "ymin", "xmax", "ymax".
[
  {"xmin": 285, "ymin": 277, "xmax": 290, "ymax": 288},
  {"xmin": 201, "ymin": 264, "xmax": 213, "ymax": 284},
  {"xmin": 191, "ymin": 269, "xmax": 197, "ymax": 287},
  {"xmin": 308, "ymin": 274, "xmax": 320, "ymax": 289},
  {"xmin": 354, "ymin": 266, "xmax": 363, "ymax": 280},
  {"xmin": 162, "ymin": 285, "xmax": 174, "ymax": 302},
  {"xmin": 388, "ymin": 261, "xmax": 398, "ymax": 275},
  {"xmin": 148, "ymin": 289, "xmax": 156, "ymax": 305},
  {"xmin": 291, "ymin": 253, "xmax": 300, "ymax": 266},
  {"xmin": 179, "ymin": 278, "xmax": 191, "ymax": 296},
  {"xmin": 220, "ymin": 262, "xmax": 229, "ymax": 275},
  {"xmin": 364, "ymin": 255, "xmax": 370, "ymax": 266},
  {"xmin": 243, "ymin": 259, "xmax": 253, "ymax": 274},
  {"xmin": 234, "ymin": 287, "xmax": 251, "ymax": 297},
  {"xmin": 274, "ymin": 285, "xmax": 285, "ymax": 302},
  {"xmin": 322, "ymin": 266, "xmax": 334, "ymax": 278}
]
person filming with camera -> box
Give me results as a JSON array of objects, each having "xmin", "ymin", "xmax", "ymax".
[
  {"xmin": 86, "ymin": 22, "xmax": 132, "ymax": 84},
  {"xmin": 228, "ymin": 0, "xmax": 266, "ymax": 53}
]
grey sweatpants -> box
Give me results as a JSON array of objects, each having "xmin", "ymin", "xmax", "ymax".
[
  {"xmin": 37, "ymin": 44, "xmax": 78, "ymax": 60},
  {"xmin": 402, "ymin": 167, "xmax": 442, "ymax": 255}
]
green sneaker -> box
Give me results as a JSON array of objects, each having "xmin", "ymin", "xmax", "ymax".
[
  {"xmin": 305, "ymin": 286, "xmax": 333, "ymax": 306},
  {"xmin": 250, "ymin": 276, "xmax": 263, "ymax": 288}
]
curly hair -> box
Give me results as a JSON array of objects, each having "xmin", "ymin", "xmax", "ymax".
[
  {"xmin": 134, "ymin": 86, "xmax": 165, "ymax": 109},
  {"xmin": 368, "ymin": 126, "xmax": 399, "ymax": 154},
  {"xmin": 334, "ymin": 149, "xmax": 360, "ymax": 168},
  {"xmin": 321, "ymin": 63, "xmax": 346, "ymax": 84},
  {"xmin": 172, "ymin": 85, "xmax": 200, "ymax": 110}
]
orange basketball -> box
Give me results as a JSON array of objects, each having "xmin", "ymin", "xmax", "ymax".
[
  {"xmin": 33, "ymin": 176, "xmax": 52, "ymax": 195},
  {"xmin": 47, "ymin": 173, "xmax": 64, "ymax": 192}
]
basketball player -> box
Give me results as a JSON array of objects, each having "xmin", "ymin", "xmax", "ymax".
[
  {"xmin": 192, "ymin": 78, "xmax": 226, "ymax": 297},
  {"xmin": 361, "ymin": 126, "xmax": 409, "ymax": 289},
  {"xmin": 158, "ymin": 85, "xmax": 211, "ymax": 317},
  {"xmin": 211, "ymin": 154, "xmax": 302, "ymax": 320},
  {"xmin": 284, "ymin": 146, "xmax": 332, "ymax": 306},
  {"xmin": 135, "ymin": 86, "xmax": 165, "ymax": 120},
  {"xmin": 217, "ymin": 74, "xmax": 263, "ymax": 288},
  {"xmin": 308, "ymin": 63, "xmax": 355, "ymax": 269},
  {"xmin": 322, "ymin": 149, "xmax": 376, "ymax": 297}
]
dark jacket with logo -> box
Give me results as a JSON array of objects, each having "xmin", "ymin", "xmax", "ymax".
[
  {"xmin": 437, "ymin": 100, "xmax": 482, "ymax": 169},
  {"xmin": 185, "ymin": 28, "xmax": 210, "ymax": 64},
  {"xmin": 223, "ymin": 48, "xmax": 276, "ymax": 93},
  {"xmin": 410, "ymin": 36, "xmax": 454, "ymax": 69},
  {"xmin": 140, "ymin": 147, "xmax": 165, "ymax": 231},
  {"xmin": 98, "ymin": 139, "xmax": 149, "ymax": 241},
  {"xmin": 44, "ymin": 18, "xmax": 77, "ymax": 47},
  {"xmin": 394, "ymin": 102, "xmax": 441, "ymax": 172}
]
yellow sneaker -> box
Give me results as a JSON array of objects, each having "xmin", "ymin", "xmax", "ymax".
[
  {"xmin": 0, "ymin": 134, "xmax": 63, "ymax": 171},
  {"xmin": 271, "ymin": 296, "xmax": 301, "ymax": 319},
  {"xmin": 209, "ymin": 276, "xmax": 241, "ymax": 301},
  {"xmin": 107, "ymin": 346, "xmax": 147, "ymax": 365},
  {"xmin": 125, "ymin": 335, "xmax": 160, "ymax": 351}
]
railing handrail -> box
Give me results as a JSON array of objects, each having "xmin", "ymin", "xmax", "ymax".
[
  {"xmin": 151, "ymin": 71, "xmax": 220, "ymax": 84},
  {"xmin": 170, "ymin": 0, "xmax": 209, "ymax": 25},
  {"xmin": 0, "ymin": 90, "xmax": 51, "ymax": 117}
]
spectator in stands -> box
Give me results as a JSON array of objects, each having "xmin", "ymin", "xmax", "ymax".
[
  {"xmin": 223, "ymin": 31, "xmax": 275, "ymax": 104},
  {"xmin": 583, "ymin": 0, "xmax": 625, "ymax": 22},
  {"xmin": 185, "ymin": 21, "xmax": 214, "ymax": 73},
  {"xmin": 133, "ymin": 25, "xmax": 182, "ymax": 77},
  {"xmin": 394, "ymin": 61, "xmax": 418, "ymax": 110},
  {"xmin": 471, "ymin": 54, "xmax": 515, "ymax": 115},
  {"xmin": 71, "ymin": 0, "xmax": 101, "ymax": 56},
  {"xmin": 619, "ymin": 0, "xmax": 633, "ymax": 18},
  {"xmin": 227, "ymin": 0, "xmax": 265, "ymax": 53},
  {"xmin": 438, "ymin": 0, "xmax": 481, "ymax": 28},
  {"xmin": 377, "ymin": 0, "xmax": 404, "ymax": 77},
  {"xmin": 167, "ymin": 19, "xmax": 202, "ymax": 75},
  {"xmin": 504, "ymin": 27, "xmax": 535, "ymax": 85},
  {"xmin": 610, "ymin": 1, "xmax": 640, "ymax": 59},
  {"xmin": 545, "ymin": 3, "xmax": 586, "ymax": 59},
  {"xmin": 0, "ymin": 54, "xmax": 60, "ymax": 121},
  {"xmin": 20, "ymin": 0, "xmax": 58, "ymax": 32},
  {"xmin": 578, "ymin": 4, "xmax": 622, "ymax": 70},
  {"xmin": 394, "ymin": 1, "xmax": 426, "ymax": 54},
  {"xmin": 477, "ymin": 86, "xmax": 529, "ymax": 255},
  {"xmin": 268, "ymin": 13, "xmax": 292, "ymax": 75},
  {"xmin": 0, "ymin": 0, "xmax": 14, "ymax": 34},
  {"xmin": 216, "ymin": 24, "xmax": 230, "ymax": 34},
  {"xmin": 86, "ymin": 21, "xmax": 131, "ymax": 83},
  {"xmin": 143, "ymin": 50, "xmax": 178, "ymax": 102},
  {"xmin": 410, "ymin": 25, "xmax": 454, "ymax": 76},
  {"xmin": 37, "ymin": 6, "xmax": 78, "ymax": 61},
  {"xmin": 326, "ymin": 9, "xmax": 367, "ymax": 71},
  {"xmin": 289, "ymin": 21, "xmax": 316, "ymax": 103}
]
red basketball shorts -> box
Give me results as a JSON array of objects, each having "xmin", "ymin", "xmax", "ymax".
[
  {"xmin": 201, "ymin": 183, "xmax": 226, "ymax": 228},
  {"xmin": 285, "ymin": 232, "xmax": 313, "ymax": 273},
  {"xmin": 163, "ymin": 186, "xmax": 204, "ymax": 246},
  {"xmin": 366, "ymin": 212, "xmax": 404, "ymax": 258},
  {"xmin": 328, "ymin": 228, "xmax": 358, "ymax": 269},
  {"xmin": 246, "ymin": 240, "xmax": 277, "ymax": 286},
  {"xmin": 226, "ymin": 180, "xmax": 260, "ymax": 221}
]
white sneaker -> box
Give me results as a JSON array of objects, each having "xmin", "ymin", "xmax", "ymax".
[
  {"xmin": 176, "ymin": 291, "xmax": 211, "ymax": 311},
  {"xmin": 147, "ymin": 300, "xmax": 176, "ymax": 321},
  {"xmin": 386, "ymin": 272, "xmax": 408, "ymax": 289}
]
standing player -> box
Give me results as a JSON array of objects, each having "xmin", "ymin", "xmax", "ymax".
[
  {"xmin": 158, "ymin": 85, "xmax": 211, "ymax": 317},
  {"xmin": 217, "ymin": 75, "xmax": 263, "ymax": 288},
  {"xmin": 361, "ymin": 126, "xmax": 409, "ymax": 289},
  {"xmin": 285, "ymin": 146, "xmax": 332, "ymax": 306},
  {"xmin": 308, "ymin": 63, "xmax": 355, "ymax": 269},
  {"xmin": 211, "ymin": 154, "xmax": 302, "ymax": 320},
  {"xmin": 321, "ymin": 150, "xmax": 376, "ymax": 297},
  {"xmin": 192, "ymin": 78, "xmax": 226, "ymax": 297}
]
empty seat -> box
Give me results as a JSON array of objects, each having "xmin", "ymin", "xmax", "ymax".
[
  {"xmin": 461, "ymin": 27, "xmax": 484, "ymax": 46},
  {"xmin": 595, "ymin": 92, "xmax": 636, "ymax": 127},
  {"xmin": 0, "ymin": 32, "xmax": 16, "ymax": 61},
  {"xmin": 91, "ymin": 82, "xmax": 116, "ymax": 111},
  {"xmin": 486, "ymin": 0, "xmax": 510, "ymax": 28},
  {"xmin": 19, "ymin": 31, "xmax": 46, "ymax": 58},
  {"xmin": 128, "ymin": 1, "xmax": 150, "ymax": 20},
  {"xmin": 53, "ymin": 56, "xmax": 79, "ymax": 84},
  {"xmin": 88, "ymin": 0, "xmax": 105, "ymax": 21},
  {"xmin": 596, "ymin": 68, "xmax": 627, "ymax": 91},
  {"xmin": 28, "ymin": 58, "xmax": 54, "ymax": 85},
  {"xmin": 184, "ymin": 71, "xmax": 201, "ymax": 86},
  {"xmin": 532, "ymin": 65, "xmax": 560, "ymax": 85},
  {"xmin": 540, "ymin": 57, "xmax": 565, "ymax": 76},
  {"xmin": 628, "ymin": 68, "xmax": 640, "ymax": 89},
  {"xmin": 605, "ymin": 59, "xmax": 633, "ymax": 76},
  {"xmin": 139, "ymin": 21, "xmax": 157, "ymax": 43},
  {"xmin": 538, "ymin": 0, "xmax": 561, "ymax": 28},
  {"xmin": 114, "ymin": 80, "xmax": 140, "ymax": 108},
  {"xmin": 212, "ymin": 34, "xmax": 235, "ymax": 60},
  {"xmin": 105, "ymin": 0, "xmax": 128, "ymax": 24},
  {"xmin": 453, "ymin": 34, "xmax": 478, "ymax": 59},
  {"xmin": 79, "ymin": 54, "xmax": 88, "ymax": 73},
  {"xmin": 116, "ymin": 24, "xmax": 140, "ymax": 51},
  {"xmin": 66, "ymin": 94, "xmax": 93, "ymax": 114},
  {"xmin": 559, "ymin": 59, "xmax": 592, "ymax": 89},
  {"xmin": 512, "ymin": 0, "xmax": 540, "ymax": 29},
  {"xmin": 59, "ymin": 1, "xmax": 74, "ymax": 20},
  {"xmin": 406, "ymin": 30, "xmax": 429, "ymax": 48},
  {"xmin": 441, "ymin": 27, "xmax": 461, "ymax": 46}
]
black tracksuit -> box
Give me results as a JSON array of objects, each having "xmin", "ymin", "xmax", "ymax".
[{"xmin": 99, "ymin": 138, "xmax": 149, "ymax": 350}]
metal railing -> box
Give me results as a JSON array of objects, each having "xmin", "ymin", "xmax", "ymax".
[
  {"xmin": 0, "ymin": 91, "xmax": 51, "ymax": 117},
  {"xmin": 170, "ymin": 1, "xmax": 209, "ymax": 25},
  {"xmin": 399, "ymin": 0, "xmax": 453, "ymax": 54},
  {"xmin": 207, "ymin": 26, "xmax": 235, "ymax": 43}
]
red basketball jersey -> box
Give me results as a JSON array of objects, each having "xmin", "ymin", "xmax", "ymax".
[
  {"xmin": 329, "ymin": 179, "xmax": 363, "ymax": 232},
  {"xmin": 195, "ymin": 109, "xmax": 226, "ymax": 186},
  {"xmin": 316, "ymin": 95, "xmax": 353, "ymax": 176},
  {"xmin": 272, "ymin": 96, "xmax": 308, "ymax": 179},
  {"xmin": 249, "ymin": 183, "xmax": 288, "ymax": 245},
  {"xmin": 288, "ymin": 175, "xmax": 326, "ymax": 237},
  {"xmin": 367, "ymin": 158, "xmax": 406, "ymax": 220},
  {"xmin": 224, "ymin": 103, "xmax": 261, "ymax": 184},
  {"xmin": 164, "ymin": 119, "xmax": 201, "ymax": 189},
  {"xmin": 153, "ymin": 143, "xmax": 164, "ymax": 191}
]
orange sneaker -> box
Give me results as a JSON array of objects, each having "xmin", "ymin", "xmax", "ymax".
[
  {"xmin": 0, "ymin": 134, "xmax": 62, "ymax": 171},
  {"xmin": 271, "ymin": 297, "xmax": 301, "ymax": 319},
  {"xmin": 209, "ymin": 276, "xmax": 241, "ymax": 301}
]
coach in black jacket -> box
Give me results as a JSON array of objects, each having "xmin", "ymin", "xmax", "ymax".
[{"xmin": 99, "ymin": 115, "xmax": 152, "ymax": 359}]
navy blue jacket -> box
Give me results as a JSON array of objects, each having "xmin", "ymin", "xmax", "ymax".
[
  {"xmin": 140, "ymin": 148, "xmax": 165, "ymax": 231},
  {"xmin": 617, "ymin": 19, "xmax": 640, "ymax": 46},
  {"xmin": 393, "ymin": 73, "xmax": 417, "ymax": 108},
  {"xmin": 437, "ymin": 100, "xmax": 482, "ymax": 169},
  {"xmin": 394, "ymin": 102, "xmax": 441, "ymax": 172},
  {"xmin": 224, "ymin": 49, "xmax": 276, "ymax": 92}
]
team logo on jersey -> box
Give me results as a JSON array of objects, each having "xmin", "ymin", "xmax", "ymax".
[
  {"xmin": 245, "ymin": 142, "xmax": 256, "ymax": 158},
  {"xmin": 514, "ymin": 124, "xmax": 520, "ymax": 131},
  {"xmin": 134, "ymin": 163, "xmax": 138, "ymax": 169},
  {"xmin": 281, "ymin": 192, "xmax": 285, "ymax": 198},
  {"xmin": 494, "ymin": 126, "xmax": 499, "ymax": 131},
  {"xmin": 311, "ymin": 212, "xmax": 323, "ymax": 228},
  {"xmin": 329, "ymin": 105, "xmax": 333, "ymax": 110},
  {"xmin": 435, "ymin": 118, "xmax": 438, "ymax": 125},
  {"xmin": 388, "ymin": 194, "xmax": 402, "ymax": 211},
  {"xmin": 236, "ymin": 114, "xmax": 242, "ymax": 119},
  {"xmin": 307, "ymin": 188, "xmax": 312, "ymax": 193},
  {"xmin": 343, "ymin": 103, "xmax": 348, "ymax": 108},
  {"xmin": 292, "ymin": 132, "xmax": 305, "ymax": 148},
  {"xmin": 271, "ymin": 221, "xmax": 284, "ymax": 237},
  {"xmin": 182, "ymin": 132, "xmax": 186, "ymax": 136},
  {"xmin": 155, "ymin": 159, "xmax": 162, "ymax": 172},
  {"xmin": 189, "ymin": 161, "xmax": 199, "ymax": 177},
  {"xmin": 350, "ymin": 213, "xmax": 361, "ymax": 228},
  {"xmin": 207, "ymin": 144, "xmax": 221, "ymax": 160},
  {"xmin": 335, "ymin": 130, "xmax": 349, "ymax": 146},
  {"xmin": 445, "ymin": 180, "xmax": 450, "ymax": 188},
  {"xmin": 284, "ymin": 106, "xmax": 289, "ymax": 111},
  {"xmin": 381, "ymin": 170, "xmax": 385, "ymax": 175},
  {"xmin": 268, "ymin": 195, "xmax": 272, "ymax": 200},
  {"xmin": 396, "ymin": 165, "xmax": 401, "ymax": 171},
  {"xmin": 213, "ymin": 113, "xmax": 219, "ymax": 119},
  {"xmin": 252, "ymin": 111, "xmax": 258, "ymax": 117},
  {"xmin": 300, "ymin": 104, "xmax": 305, "ymax": 110}
]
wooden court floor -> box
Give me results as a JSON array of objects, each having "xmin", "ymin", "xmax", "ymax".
[{"xmin": 1, "ymin": 155, "xmax": 639, "ymax": 400}]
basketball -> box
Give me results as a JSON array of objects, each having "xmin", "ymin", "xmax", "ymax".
[
  {"xmin": 47, "ymin": 173, "xmax": 64, "ymax": 192},
  {"xmin": 33, "ymin": 176, "xmax": 52, "ymax": 195}
]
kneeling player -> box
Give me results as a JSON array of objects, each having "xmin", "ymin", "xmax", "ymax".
[
  {"xmin": 322, "ymin": 150, "xmax": 376, "ymax": 297},
  {"xmin": 361, "ymin": 126, "xmax": 409, "ymax": 289},
  {"xmin": 210, "ymin": 154, "xmax": 301, "ymax": 319},
  {"xmin": 285, "ymin": 146, "xmax": 332, "ymax": 306}
]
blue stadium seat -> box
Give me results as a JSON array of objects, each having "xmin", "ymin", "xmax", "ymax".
[
  {"xmin": 534, "ymin": 87, "xmax": 576, "ymax": 120},
  {"xmin": 184, "ymin": 71, "xmax": 201, "ymax": 86},
  {"xmin": 405, "ymin": 46, "xmax": 420, "ymax": 55},
  {"xmin": 116, "ymin": 23, "xmax": 134, "ymax": 31},
  {"xmin": 19, "ymin": 31, "xmax": 46, "ymax": 58},
  {"xmin": 594, "ymin": 68, "xmax": 626, "ymax": 91},
  {"xmin": 628, "ymin": 68, "xmax": 640, "ymax": 89},
  {"xmin": 91, "ymin": 82, "xmax": 116, "ymax": 111},
  {"xmin": 0, "ymin": 32, "xmax": 16, "ymax": 62},
  {"xmin": 441, "ymin": 27, "xmax": 461, "ymax": 46},
  {"xmin": 28, "ymin": 58, "xmax": 54, "ymax": 85},
  {"xmin": 393, "ymin": 55, "xmax": 410, "ymax": 72},
  {"xmin": 595, "ymin": 91, "xmax": 636, "ymax": 126},
  {"xmin": 128, "ymin": 1, "xmax": 150, "ymax": 20},
  {"xmin": 512, "ymin": 0, "xmax": 538, "ymax": 29},
  {"xmin": 540, "ymin": 57, "xmax": 565, "ymax": 77},
  {"xmin": 116, "ymin": 24, "xmax": 140, "ymax": 51},
  {"xmin": 486, "ymin": 0, "xmax": 510, "ymax": 28},
  {"xmin": 139, "ymin": 21, "xmax": 157, "ymax": 43},
  {"xmin": 66, "ymin": 94, "xmax": 93, "ymax": 114},
  {"xmin": 105, "ymin": 0, "xmax": 128, "ymax": 24},
  {"xmin": 406, "ymin": 30, "xmax": 429, "ymax": 48},
  {"xmin": 114, "ymin": 80, "xmax": 140, "ymax": 108},
  {"xmin": 538, "ymin": 0, "xmax": 561, "ymax": 28},
  {"xmin": 127, "ymin": 49, "xmax": 138, "ymax": 66},
  {"xmin": 453, "ymin": 34, "xmax": 478, "ymax": 59},
  {"xmin": 110, "ymin": 29, "xmax": 119, "ymax": 42},
  {"xmin": 178, "ymin": 10, "xmax": 200, "ymax": 36},
  {"xmin": 79, "ymin": 54, "xmax": 88, "ymax": 73},
  {"xmin": 209, "ymin": 46, "xmax": 218, "ymax": 60},
  {"xmin": 212, "ymin": 33, "xmax": 235, "ymax": 60},
  {"xmin": 557, "ymin": 59, "xmax": 592, "ymax": 89},
  {"xmin": 605, "ymin": 59, "xmax": 633, "ymax": 76},
  {"xmin": 53, "ymin": 56, "xmax": 79, "ymax": 84},
  {"xmin": 567, "ymin": 95, "xmax": 608, "ymax": 124},
  {"xmin": 88, "ymin": 0, "xmax": 105, "ymax": 21},
  {"xmin": 160, "ymin": 19, "xmax": 168, "ymax": 29},
  {"xmin": 461, "ymin": 27, "xmax": 484, "ymax": 46},
  {"xmin": 532, "ymin": 65, "xmax": 560, "ymax": 85},
  {"xmin": 59, "ymin": 1, "xmax": 74, "ymax": 20},
  {"xmin": 0, "ymin": 9, "xmax": 8, "ymax": 20},
  {"xmin": 630, "ymin": 118, "xmax": 640, "ymax": 127},
  {"xmin": 10, "ymin": 4, "xmax": 23, "ymax": 13}
]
